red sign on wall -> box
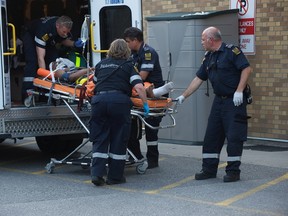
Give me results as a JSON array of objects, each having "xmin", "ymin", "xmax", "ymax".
[
  {"xmin": 239, "ymin": 18, "xmax": 254, "ymax": 35},
  {"xmin": 230, "ymin": 0, "xmax": 256, "ymax": 55}
]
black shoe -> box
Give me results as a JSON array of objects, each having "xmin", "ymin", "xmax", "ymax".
[
  {"xmin": 195, "ymin": 171, "xmax": 216, "ymax": 180},
  {"xmin": 223, "ymin": 173, "xmax": 240, "ymax": 182},
  {"xmin": 91, "ymin": 176, "xmax": 105, "ymax": 186},
  {"xmin": 147, "ymin": 162, "xmax": 159, "ymax": 169},
  {"xmin": 106, "ymin": 176, "xmax": 126, "ymax": 185}
]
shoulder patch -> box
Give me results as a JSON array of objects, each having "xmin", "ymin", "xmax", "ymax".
[
  {"xmin": 41, "ymin": 34, "xmax": 50, "ymax": 42},
  {"xmin": 232, "ymin": 47, "xmax": 241, "ymax": 55},
  {"xmin": 145, "ymin": 52, "xmax": 152, "ymax": 61}
]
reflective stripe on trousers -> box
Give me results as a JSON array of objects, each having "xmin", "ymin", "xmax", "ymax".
[
  {"xmin": 202, "ymin": 153, "xmax": 219, "ymax": 159},
  {"xmin": 227, "ymin": 156, "xmax": 241, "ymax": 162},
  {"xmin": 92, "ymin": 152, "xmax": 109, "ymax": 159},
  {"xmin": 146, "ymin": 141, "xmax": 158, "ymax": 146}
]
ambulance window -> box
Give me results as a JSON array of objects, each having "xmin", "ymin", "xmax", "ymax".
[{"xmin": 99, "ymin": 6, "xmax": 132, "ymax": 58}]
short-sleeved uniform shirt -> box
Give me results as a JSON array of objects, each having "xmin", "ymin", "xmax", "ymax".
[
  {"xmin": 94, "ymin": 58, "xmax": 143, "ymax": 96},
  {"xmin": 196, "ymin": 42, "xmax": 250, "ymax": 96},
  {"xmin": 27, "ymin": 16, "xmax": 72, "ymax": 49},
  {"xmin": 131, "ymin": 43, "xmax": 164, "ymax": 88}
]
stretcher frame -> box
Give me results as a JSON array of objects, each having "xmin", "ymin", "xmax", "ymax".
[{"xmin": 31, "ymin": 75, "xmax": 177, "ymax": 174}]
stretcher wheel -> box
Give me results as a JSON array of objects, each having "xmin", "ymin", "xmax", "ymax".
[
  {"xmin": 136, "ymin": 161, "xmax": 148, "ymax": 174},
  {"xmin": 45, "ymin": 162, "xmax": 55, "ymax": 174}
]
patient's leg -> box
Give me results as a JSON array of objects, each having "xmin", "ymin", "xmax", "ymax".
[
  {"xmin": 68, "ymin": 68, "xmax": 89, "ymax": 82},
  {"xmin": 54, "ymin": 68, "xmax": 90, "ymax": 82},
  {"xmin": 152, "ymin": 82, "xmax": 174, "ymax": 98}
]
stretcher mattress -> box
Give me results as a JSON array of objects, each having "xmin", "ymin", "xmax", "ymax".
[{"xmin": 34, "ymin": 78, "xmax": 82, "ymax": 98}]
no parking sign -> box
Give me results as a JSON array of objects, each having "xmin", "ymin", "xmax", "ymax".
[{"xmin": 230, "ymin": 0, "xmax": 256, "ymax": 55}]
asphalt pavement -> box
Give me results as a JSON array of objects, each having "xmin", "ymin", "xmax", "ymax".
[{"xmin": 0, "ymin": 137, "xmax": 287, "ymax": 216}]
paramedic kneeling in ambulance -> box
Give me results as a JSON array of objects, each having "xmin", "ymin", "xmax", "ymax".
[
  {"xmin": 176, "ymin": 27, "xmax": 252, "ymax": 183},
  {"xmin": 89, "ymin": 39, "xmax": 149, "ymax": 186},
  {"xmin": 21, "ymin": 15, "xmax": 84, "ymax": 102}
]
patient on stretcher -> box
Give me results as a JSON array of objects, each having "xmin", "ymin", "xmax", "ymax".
[
  {"xmin": 39, "ymin": 57, "xmax": 174, "ymax": 97},
  {"xmin": 49, "ymin": 58, "xmax": 94, "ymax": 83},
  {"xmin": 36, "ymin": 58, "xmax": 174, "ymax": 108}
]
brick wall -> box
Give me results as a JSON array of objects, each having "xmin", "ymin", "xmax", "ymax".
[{"xmin": 142, "ymin": 0, "xmax": 288, "ymax": 141}]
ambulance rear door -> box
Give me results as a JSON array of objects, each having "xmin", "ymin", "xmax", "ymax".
[
  {"xmin": 90, "ymin": 0, "xmax": 142, "ymax": 64},
  {"xmin": 0, "ymin": 0, "xmax": 12, "ymax": 110}
]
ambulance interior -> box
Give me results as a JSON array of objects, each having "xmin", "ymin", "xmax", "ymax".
[{"xmin": 7, "ymin": 0, "xmax": 89, "ymax": 106}]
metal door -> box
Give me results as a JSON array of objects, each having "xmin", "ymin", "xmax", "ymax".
[{"xmin": 0, "ymin": 0, "xmax": 12, "ymax": 109}]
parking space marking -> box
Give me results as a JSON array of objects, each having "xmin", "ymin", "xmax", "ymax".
[
  {"xmin": 0, "ymin": 166, "xmax": 39, "ymax": 175},
  {"xmin": 157, "ymin": 193, "xmax": 283, "ymax": 216},
  {"xmin": 1, "ymin": 163, "xmax": 286, "ymax": 216},
  {"xmin": 145, "ymin": 162, "xmax": 227, "ymax": 194},
  {"xmin": 216, "ymin": 172, "xmax": 288, "ymax": 206},
  {"xmin": 145, "ymin": 176, "xmax": 195, "ymax": 194}
]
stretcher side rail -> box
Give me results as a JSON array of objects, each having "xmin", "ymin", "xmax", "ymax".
[{"xmin": 131, "ymin": 106, "xmax": 177, "ymax": 130}]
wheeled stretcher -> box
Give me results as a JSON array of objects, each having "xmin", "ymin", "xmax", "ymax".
[{"xmin": 31, "ymin": 68, "xmax": 177, "ymax": 174}]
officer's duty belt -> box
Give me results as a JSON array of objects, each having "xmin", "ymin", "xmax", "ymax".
[{"xmin": 216, "ymin": 95, "xmax": 233, "ymax": 99}]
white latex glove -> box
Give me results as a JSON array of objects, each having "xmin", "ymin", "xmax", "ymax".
[
  {"xmin": 176, "ymin": 95, "xmax": 185, "ymax": 104},
  {"xmin": 233, "ymin": 92, "xmax": 243, "ymax": 106}
]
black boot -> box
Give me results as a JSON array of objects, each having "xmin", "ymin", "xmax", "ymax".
[{"xmin": 146, "ymin": 146, "xmax": 159, "ymax": 169}]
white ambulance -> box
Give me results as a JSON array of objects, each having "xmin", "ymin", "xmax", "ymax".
[{"xmin": 0, "ymin": 0, "xmax": 142, "ymax": 154}]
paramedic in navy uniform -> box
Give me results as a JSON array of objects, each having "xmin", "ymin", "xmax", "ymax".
[
  {"xmin": 124, "ymin": 27, "xmax": 165, "ymax": 169},
  {"xmin": 21, "ymin": 15, "xmax": 84, "ymax": 101},
  {"xmin": 176, "ymin": 26, "xmax": 252, "ymax": 182},
  {"xmin": 89, "ymin": 39, "xmax": 149, "ymax": 186}
]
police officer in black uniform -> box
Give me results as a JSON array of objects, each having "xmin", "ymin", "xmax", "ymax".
[
  {"xmin": 176, "ymin": 26, "xmax": 252, "ymax": 182},
  {"xmin": 89, "ymin": 39, "xmax": 149, "ymax": 186},
  {"xmin": 124, "ymin": 27, "xmax": 166, "ymax": 169},
  {"xmin": 21, "ymin": 15, "xmax": 84, "ymax": 101}
]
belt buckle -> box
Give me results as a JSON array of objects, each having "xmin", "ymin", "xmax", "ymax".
[{"xmin": 221, "ymin": 96, "xmax": 228, "ymax": 99}]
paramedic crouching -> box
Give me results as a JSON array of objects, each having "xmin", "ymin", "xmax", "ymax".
[
  {"xmin": 21, "ymin": 15, "xmax": 84, "ymax": 102},
  {"xmin": 89, "ymin": 39, "xmax": 149, "ymax": 186},
  {"xmin": 176, "ymin": 27, "xmax": 252, "ymax": 182}
]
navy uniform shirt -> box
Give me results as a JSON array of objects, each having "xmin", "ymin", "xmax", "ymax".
[
  {"xmin": 131, "ymin": 43, "xmax": 164, "ymax": 88},
  {"xmin": 27, "ymin": 16, "xmax": 72, "ymax": 49},
  {"xmin": 94, "ymin": 58, "xmax": 143, "ymax": 96},
  {"xmin": 196, "ymin": 42, "xmax": 250, "ymax": 96}
]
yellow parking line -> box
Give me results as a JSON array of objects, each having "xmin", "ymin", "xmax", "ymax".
[
  {"xmin": 145, "ymin": 175, "xmax": 195, "ymax": 194},
  {"xmin": 216, "ymin": 172, "xmax": 288, "ymax": 206},
  {"xmin": 145, "ymin": 162, "xmax": 227, "ymax": 194},
  {"xmin": 0, "ymin": 166, "xmax": 37, "ymax": 175}
]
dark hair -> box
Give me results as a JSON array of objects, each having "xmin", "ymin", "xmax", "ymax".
[{"xmin": 123, "ymin": 27, "xmax": 143, "ymax": 42}]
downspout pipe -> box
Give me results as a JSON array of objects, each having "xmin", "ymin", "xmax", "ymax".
[{"xmin": 248, "ymin": 136, "xmax": 288, "ymax": 143}]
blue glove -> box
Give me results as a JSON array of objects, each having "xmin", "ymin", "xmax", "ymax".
[
  {"xmin": 143, "ymin": 102, "xmax": 150, "ymax": 117},
  {"xmin": 74, "ymin": 39, "xmax": 84, "ymax": 48}
]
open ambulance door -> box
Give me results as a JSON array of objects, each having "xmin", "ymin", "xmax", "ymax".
[
  {"xmin": 90, "ymin": 0, "xmax": 142, "ymax": 64},
  {"xmin": 0, "ymin": 1, "xmax": 15, "ymax": 109}
]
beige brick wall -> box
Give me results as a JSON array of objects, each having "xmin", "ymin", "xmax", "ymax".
[{"xmin": 142, "ymin": 0, "xmax": 288, "ymax": 141}]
